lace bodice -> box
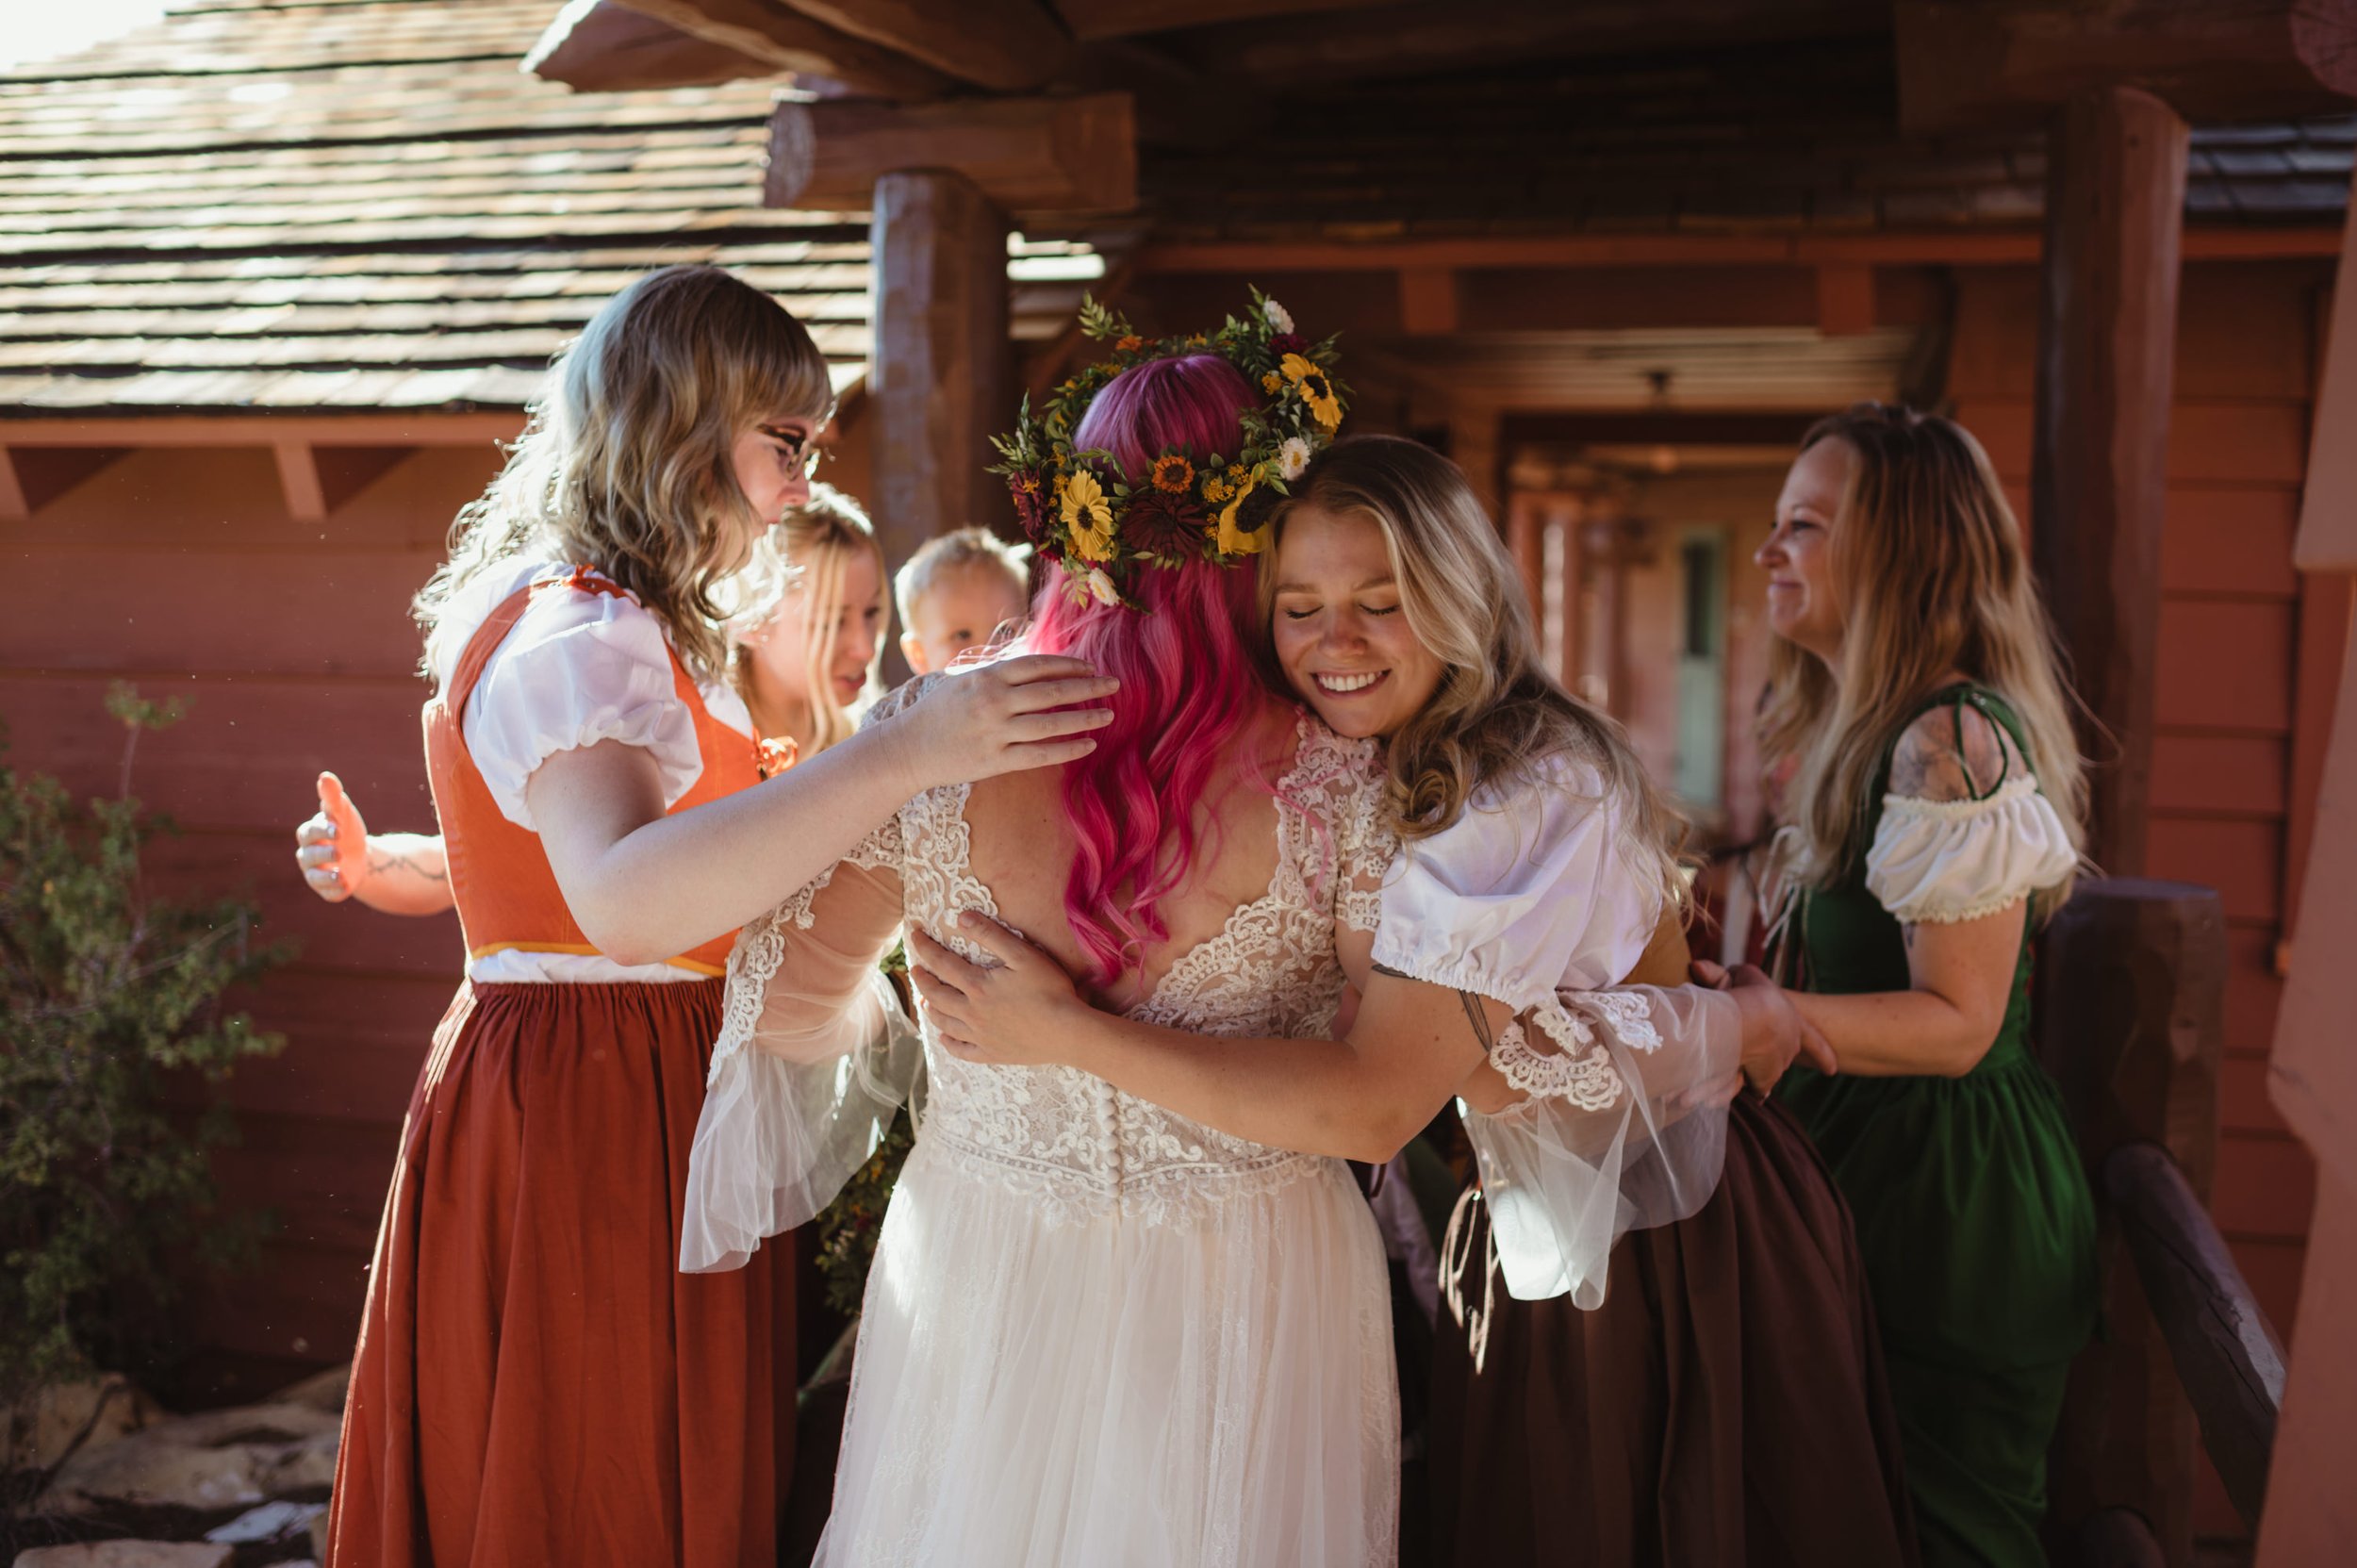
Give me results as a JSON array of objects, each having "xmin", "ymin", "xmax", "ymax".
[{"xmin": 712, "ymin": 704, "xmax": 1395, "ymax": 1233}]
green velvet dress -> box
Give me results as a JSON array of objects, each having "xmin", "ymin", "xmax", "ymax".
[{"xmin": 1775, "ymin": 686, "xmax": 2099, "ymax": 1568}]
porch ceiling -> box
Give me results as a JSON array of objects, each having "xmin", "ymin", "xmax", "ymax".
[{"xmin": 1363, "ymin": 327, "xmax": 1919, "ymax": 413}]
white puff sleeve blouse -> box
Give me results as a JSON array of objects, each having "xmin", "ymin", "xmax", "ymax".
[{"xmin": 1373, "ymin": 751, "xmax": 1740, "ymax": 1310}]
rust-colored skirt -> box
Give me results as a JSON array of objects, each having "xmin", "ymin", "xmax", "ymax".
[
  {"xmin": 326, "ymin": 981, "xmax": 796, "ymax": 1568},
  {"xmin": 1427, "ymin": 1090, "xmax": 1917, "ymax": 1568}
]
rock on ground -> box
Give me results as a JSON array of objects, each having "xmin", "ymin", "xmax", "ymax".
[
  {"xmin": 4, "ymin": 1378, "xmax": 165, "ymax": 1471},
  {"xmin": 11, "ymin": 1543, "xmax": 233, "ymax": 1567},
  {"xmin": 38, "ymin": 1405, "xmax": 340, "ymax": 1515}
]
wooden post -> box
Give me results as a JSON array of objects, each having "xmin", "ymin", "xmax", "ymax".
[
  {"xmin": 1449, "ymin": 405, "xmax": 1503, "ymax": 528},
  {"xmin": 2036, "ymin": 878, "xmax": 2228, "ymax": 1567},
  {"xmin": 1504, "ymin": 488, "xmax": 1544, "ymax": 634},
  {"xmin": 870, "ymin": 169, "xmax": 1011, "ymax": 684},
  {"xmin": 2031, "ymin": 86, "xmax": 2188, "ymax": 879}
]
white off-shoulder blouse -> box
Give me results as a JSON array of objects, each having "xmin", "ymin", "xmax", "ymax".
[{"xmin": 1865, "ymin": 776, "xmax": 2080, "ymax": 925}]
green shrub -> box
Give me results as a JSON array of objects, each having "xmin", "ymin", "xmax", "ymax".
[{"xmin": 0, "ymin": 685, "xmax": 287, "ymax": 1421}]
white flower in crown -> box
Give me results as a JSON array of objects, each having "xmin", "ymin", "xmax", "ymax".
[
  {"xmin": 1263, "ymin": 297, "xmax": 1295, "ymax": 335},
  {"xmin": 1278, "ymin": 437, "xmax": 1312, "ymax": 482},
  {"xmin": 1085, "ymin": 567, "xmax": 1121, "ymax": 607}
]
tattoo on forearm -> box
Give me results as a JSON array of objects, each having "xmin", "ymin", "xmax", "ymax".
[{"xmin": 370, "ymin": 850, "xmax": 448, "ymax": 883}]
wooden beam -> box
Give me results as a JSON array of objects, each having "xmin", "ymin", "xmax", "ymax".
[
  {"xmin": 871, "ymin": 170, "xmax": 1014, "ymax": 684},
  {"xmin": 274, "ymin": 438, "xmax": 326, "ymax": 524},
  {"xmin": 1052, "ymin": 0, "xmax": 1392, "ymax": 41},
  {"xmin": 1133, "ymin": 226, "xmax": 2342, "ymax": 274},
  {"xmin": 2031, "ymin": 86, "xmax": 2188, "ymax": 877},
  {"xmin": 1896, "ymin": 0, "xmax": 2349, "ymax": 135},
  {"xmin": 1397, "ymin": 268, "xmax": 1459, "ymax": 335},
  {"xmin": 1814, "ymin": 262, "xmax": 1876, "ymax": 337},
  {"xmin": 524, "ymin": 0, "xmax": 779, "ymax": 90},
  {"xmin": 2293, "ymin": 0, "xmax": 2357, "ymax": 95},
  {"xmin": 614, "ymin": 0, "xmax": 955, "ymax": 99},
  {"xmin": 768, "ymin": 94, "xmax": 1138, "ymax": 217},
  {"xmin": 0, "ymin": 445, "xmax": 134, "ymax": 515},
  {"xmin": 0, "ymin": 447, "xmax": 25, "ymax": 521},
  {"xmin": 778, "ymin": 0, "xmax": 1072, "ymax": 91},
  {"xmin": 1179, "ymin": 0, "xmax": 1884, "ymax": 87}
]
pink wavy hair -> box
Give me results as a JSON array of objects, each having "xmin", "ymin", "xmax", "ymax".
[{"xmin": 1026, "ymin": 355, "xmax": 1290, "ymax": 988}]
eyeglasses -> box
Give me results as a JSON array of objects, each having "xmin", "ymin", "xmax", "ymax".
[{"xmin": 759, "ymin": 423, "xmax": 825, "ymax": 478}]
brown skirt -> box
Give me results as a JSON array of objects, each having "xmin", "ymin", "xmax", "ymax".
[
  {"xmin": 325, "ymin": 981, "xmax": 797, "ymax": 1568},
  {"xmin": 1427, "ymin": 1090, "xmax": 1917, "ymax": 1568}
]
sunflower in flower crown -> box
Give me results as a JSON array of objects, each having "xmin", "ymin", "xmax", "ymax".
[{"xmin": 987, "ymin": 290, "xmax": 1349, "ymax": 610}]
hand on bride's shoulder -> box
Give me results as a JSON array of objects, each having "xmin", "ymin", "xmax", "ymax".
[{"xmin": 876, "ymin": 654, "xmax": 1121, "ymax": 791}]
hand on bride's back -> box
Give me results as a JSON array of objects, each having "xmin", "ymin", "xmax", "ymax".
[
  {"xmin": 907, "ymin": 916, "xmax": 1089, "ymax": 1068},
  {"xmin": 884, "ymin": 655, "xmax": 1120, "ymax": 792}
]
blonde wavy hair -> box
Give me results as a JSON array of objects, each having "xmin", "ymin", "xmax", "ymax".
[
  {"xmin": 416, "ymin": 265, "xmax": 835, "ymax": 684},
  {"xmin": 722, "ymin": 484, "xmax": 888, "ymax": 753},
  {"xmin": 1760, "ymin": 404, "xmax": 2089, "ymax": 909},
  {"xmin": 1268, "ymin": 435, "xmax": 1688, "ymax": 907}
]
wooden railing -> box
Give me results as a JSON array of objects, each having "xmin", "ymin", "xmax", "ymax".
[{"xmin": 2038, "ymin": 878, "xmax": 2287, "ymax": 1566}]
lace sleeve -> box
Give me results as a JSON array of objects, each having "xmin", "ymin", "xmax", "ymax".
[
  {"xmin": 680, "ymin": 698, "xmax": 930, "ymax": 1274},
  {"xmin": 1332, "ymin": 734, "xmax": 1395, "ymax": 934}
]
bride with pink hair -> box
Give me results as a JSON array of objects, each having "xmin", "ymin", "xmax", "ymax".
[{"xmin": 684, "ymin": 322, "xmax": 1401, "ymax": 1565}]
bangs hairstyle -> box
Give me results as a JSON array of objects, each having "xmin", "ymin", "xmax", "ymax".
[
  {"xmin": 723, "ymin": 484, "xmax": 889, "ymax": 754},
  {"xmin": 416, "ymin": 264, "xmax": 835, "ymax": 684},
  {"xmin": 1028, "ymin": 355, "xmax": 1294, "ymax": 989},
  {"xmin": 1759, "ymin": 403, "xmax": 2088, "ymax": 908},
  {"xmin": 1266, "ymin": 435, "xmax": 1687, "ymax": 906}
]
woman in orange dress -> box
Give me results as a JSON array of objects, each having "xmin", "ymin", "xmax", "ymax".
[{"xmin": 300, "ymin": 265, "xmax": 1113, "ymax": 1568}]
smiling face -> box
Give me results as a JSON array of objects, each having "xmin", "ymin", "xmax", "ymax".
[
  {"xmin": 1756, "ymin": 436, "xmax": 1854, "ymax": 667},
  {"xmin": 1268, "ymin": 502, "xmax": 1446, "ymax": 739},
  {"xmin": 725, "ymin": 416, "xmax": 818, "ymax": 567}
]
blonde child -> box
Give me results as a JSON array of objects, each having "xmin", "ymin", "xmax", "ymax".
[{"xmin": 892, "ymin": 525, "xmax": 1030, "ymax": 675}]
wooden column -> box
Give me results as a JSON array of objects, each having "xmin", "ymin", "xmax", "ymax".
[
  {"xmin": 2031, "ymin": 85, "xmax": 2187, "ymax": 879},
  {"xmin": 1448, "ymin": 405, "xmax": 1503, "ymax": 527},
  {"xmin": 871, "ymin": 169, "xmax": 1011, "ymax": 681}
]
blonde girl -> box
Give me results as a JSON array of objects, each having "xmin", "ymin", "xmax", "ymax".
[
  {"xmin": 1760, "ymin": 403, "xmax": 2095, "ymax": 1568},
  {"xmin": 317, "ymin": 264, "xmax": 1112, "ymax": 1568},
  {"xmin": 915, "ymin": 432, "xmax": 1917, "ymax": 1565}
]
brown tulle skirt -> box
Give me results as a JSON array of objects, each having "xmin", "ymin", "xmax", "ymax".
[
  {"xmin": 325, "ymin": 981, "xmax": 797, "ymax": 1568},
  {"xmin": 1427, "ymin": 1090, "xmax": 1918, "ymax": 1568}
]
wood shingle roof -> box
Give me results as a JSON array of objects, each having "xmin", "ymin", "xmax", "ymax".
[{"xmin": 0, "ymin": 0, "xmax": 1107, "ymax": 414}]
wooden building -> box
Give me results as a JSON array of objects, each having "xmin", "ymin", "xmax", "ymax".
[
  {"xmin": 7, "ymin": 0, "xmax": 2354, "ymax": 1557},
  {"xmin": 0, "ymin": 0, "xmax": 1103, "ymax": 1399}
]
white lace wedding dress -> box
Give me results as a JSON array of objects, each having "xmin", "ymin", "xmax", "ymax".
[{"xmin": 682, "ymin": 704, "xmax": 1401, "ymax": 1568}]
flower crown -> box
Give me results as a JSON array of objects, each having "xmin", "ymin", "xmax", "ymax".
[{"xmin": 988, "ymin": 290, "xmax": 1347, "ymax": 609}]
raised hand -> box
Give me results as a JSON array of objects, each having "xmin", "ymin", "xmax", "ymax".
[
  {"xmin": 295, "ymin": 771, "xmax": 371, "ymax": 902},
  {"xmin": 907, "ymin": 916, "xmax": 1091, "ymax": 1067},
  {"xmin": 884, "ymin": 656, "xmax": 1117, "ymax": 792}
]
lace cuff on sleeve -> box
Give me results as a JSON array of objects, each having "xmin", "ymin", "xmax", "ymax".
[
  {"xmin": 1867, "ymin": 778, "xmax": 2078, "ymax": 924},
  {"xmin": 1462, "ymin": 983, "xmax": 1738, "ymax": 1307}
]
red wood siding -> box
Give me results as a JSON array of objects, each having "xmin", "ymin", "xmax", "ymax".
[{"xmin": 0, "ymin": 436, "xmax": 504, "ymax": 1400}]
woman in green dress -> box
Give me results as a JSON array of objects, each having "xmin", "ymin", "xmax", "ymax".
[{"xmin": 1755, "ymin": 404, "xmax": 2100, "ymax": 1568}]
